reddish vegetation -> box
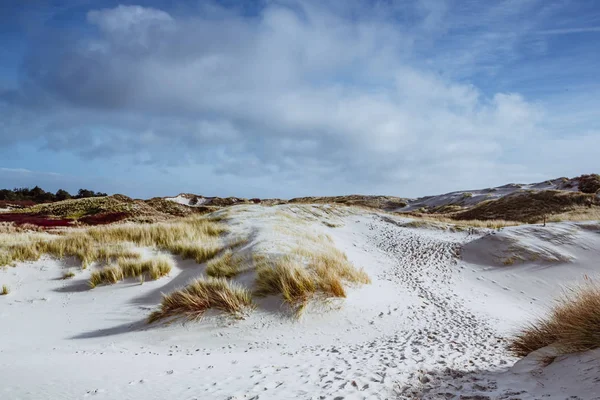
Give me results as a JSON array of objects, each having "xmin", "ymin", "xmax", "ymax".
[
  {"xmin": 0, "ymin": 200, "xmax": 37, "ymax": 208},
  {"xmin": 79, "ymin": 212, "xmax": 129, "ymax": 225},
  {"xmin": 0, "ymin": 212, "xmax": 129, "ymax": 228},
  {"xmin": 0, "ymin": 213, "xmax": 73, "ymax": 227}
]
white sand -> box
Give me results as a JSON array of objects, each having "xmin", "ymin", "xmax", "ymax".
[
  {"xmin": 1, "ymin": 205, "xmax": 599, "ymax": 399},
  {"xmin": 166, "ymin": 194, "xmax": 208, "ymax": 206}
]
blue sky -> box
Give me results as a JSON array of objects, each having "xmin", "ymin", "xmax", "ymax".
[{"xmin": 0, "ymin": 0, "xmax": 599, "ymax": 198}]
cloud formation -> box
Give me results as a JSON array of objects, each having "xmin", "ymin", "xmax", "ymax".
[{"xmin": 1, "ymin": 1, "xmax": 599, "ymax": 197}]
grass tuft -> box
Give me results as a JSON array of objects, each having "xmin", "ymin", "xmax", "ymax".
[
  {"xmin": 62, "ymin": 270, "xmax": 76, "ymax": 279},
  {"xmin": 205, "ymin": 249, "xmax": 247, "ymax": 278},
  {"xmin": 89, "ymin": 256, "xmax": 174, "ymax": 288},
  {"xmin": 148, "ymin": 277, "xmax": 254, "ymax": 323},
  {"xmin": 1, "ymin": 284, "xmax": 9, "ymax": 295},
  {"xmin": 255, "ymin": 244, "xmax": 370, "ymax": 314},
  {"xmin": 509, "ymin": 282, "xmax": 600, "ymax": 357},
  {"xmin": 255, "ymin": 256, "xmax": 317, "ymax": 308}
]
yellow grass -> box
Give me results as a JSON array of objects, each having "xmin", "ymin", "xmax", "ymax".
[
  {"xmin": 62, "ymin": 270, "xmax": 76, "ymax": 279},
  {"xmin": 89, "ymin": 265, "xmax": 123, "ymax": 288},
  {"xmin": 205, "ymin": 249, "xmax": 248, "ymax": 278},
  {"xmin": 255, "ymin": 243, "xmax": 370, "ymax": 314},
  {"xmin": 255, "ymin": 256, "xmax": 317, "ymax": 310},
  {"xmin": 404, "ymin": 214, "xmax": 521, "ymax": 229},
  {"xmin": 147, "ymin": 277, "xmax": 254, "ymax": 323},
  {"xmin": 509, "ymin": 281, "xmax": 600, "ymax": 357},
  {"xmin": 118, "ymin": 256, "xmax": 173, "ymax": 280},
  {"xmin": 168, "ymin": 240, "xmax": 223, "ymax": 263},
  {"xmin": 89, "ymin": 256, "xmax": 174, "ymax": 288},
  {"xmin": 0, "ymin": 216, "xmax": 226, "ymax": 268},
  {"xmin": 548, "ymin": 208, "xmax": 600, "ymax": 223}
]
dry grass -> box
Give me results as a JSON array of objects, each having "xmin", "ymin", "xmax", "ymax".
[
  {"xmin": 1, "ymin": 284, "xmax": 9, "ymax": 295},
  {"xmin": 148, "ymin": 277, "xmax": 254, "ymax": 323},
  {"xmin": 402, "ymin": 214, "xmax": 521, "ymax": 229},
  {"xmin": 509, "ymin": 282, "xmax": 600, "ymax": 357},
  {"xmin": 289, "ymin": 195, "xmax": 407, "ymax": 210},
  {"xmin": 255, "ymin": 244, "xmax": 370, "ymax": 314},
  {"xmin": 89, "ymin": 256, "xmax": 173, "ymax": 288},
  {"xmin": 205, "ymin": 249, "xmax": 247, "ymax": 278},
  {"xmin": 0, "ymin": 216, "xmax": 226, "ymax": 268},
  {"xmin": 119, "ymin": 256, "xmax": 173, "ymax": 280},
  {"xmin": 255, "ymin": 256, "xmax": 318, "ymax": 309},
  {"xmin": 62, "ymin": 270, "xmax": 76, "ymax": 279},
  {"xmin": 89, "ymin": 265, "xmax": 124, "ymax": 287},
  {"xmin": 548, "ymin": 208, "xmax": 600, "ymax": 223}
]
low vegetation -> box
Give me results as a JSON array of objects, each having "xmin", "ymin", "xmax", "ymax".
[
  {"xmin": 0, "ymin": 216, "xmax": 227, "ymax": 268},
  {"xmin": 402, "ymin": 214, "xmax": 520, "ymax": 229},
  {"xmin": 205, "ymin": 249, "xmax": 247, "ymax": 278},
  {"xmin": 289, "ymin": 195, "xmax": 407, "ymax": 210},
  {"xmin": 452, "ymin": 190, "xmax": 598, "ymax": 223},
  {"xmin": 62, "ymin": 270, "xmax": 76, "ymax": 279},
  {"xmin": 1, "ymin": 284, "xmax": 9, "ymax": 295},
  {"xmin": 509, "ymin": 282, "xmax": 600, "ymax": 357},
  {"xmin": 4, "ymin": 194, "xmax": 209, "ymax": 227},
  {"xmin": 89, "ymin": 256, "xmax": 174, "ymax": 288},
  {"xmin": 255, "ymin": 243, "xmax": 370, "ymax": 314},
  {"xmin": 578, "ymin": 174, "xmax": 600, "ymax": 194},
  {"xmin": 148, "ymin": 277, "xmax": 254, "ymax": 323}
]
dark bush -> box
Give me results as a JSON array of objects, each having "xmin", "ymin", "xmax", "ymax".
[
  {"xmin": 0, "ymin": 186, "xmax": 107, "ymax": 204},
  {"xmin": 578, "ymin": 174, "xmax": 600, "ymax": 194},
  {"xmin": 55, "ymin": 189, "xmax": 72, "ymax": 201}
]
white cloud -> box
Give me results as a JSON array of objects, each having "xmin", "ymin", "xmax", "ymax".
[{"xmin": 1, "ymin": 0, "xmax": 598, "ymax": 197}]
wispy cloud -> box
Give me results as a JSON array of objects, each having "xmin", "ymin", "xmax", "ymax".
[
  {"xmin": 0, "ymin": 167, "xmax": 61, "ymax": 177},
  {"xmin": 535, "ymin": 27, "xmax": 600, "ymax": 35}
]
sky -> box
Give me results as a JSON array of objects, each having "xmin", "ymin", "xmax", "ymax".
[{"xmin": 0, "ymin": 0, "xmax": 599, "ymax": 199}]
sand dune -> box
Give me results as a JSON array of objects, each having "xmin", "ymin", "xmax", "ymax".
[{"xmin": 1, "ymin": 204, "xmax": 599, "ymax": 399}]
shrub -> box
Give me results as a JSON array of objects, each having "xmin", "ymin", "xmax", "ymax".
[
  {"xmin": 1, "ymin": 284, "xmax": 9, "ymax": 295},
  {"xmin": 509, "ymin": 282, "xmax": 600, "ymax": 357},
  {"xmin": 147, "ymin": 277, "xmax": 254, "ymax": 323},
  {"xmin": 578, "ymin": 174, "xmax": 600, "ymax": 194}
]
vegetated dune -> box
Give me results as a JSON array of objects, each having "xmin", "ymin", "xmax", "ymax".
[
  {"xmin": 1, "ymin": 194, "xmax": 211, "ymax": 226},
  {"xmin": 1, "ymin": 178, "xmax": 600, "ymax": 399},
  {"xmin": 166, "ymin": 193, "xmax": 286, "ymax": 207},
  {"xmin": 289, "ymin": 194, "xmax": 408, "ymax": 210},
  {"xmin": 164, "ymin": 174, "xmax": 598, "ymax": 224},
  {"xmin": 452, "ymin": 190, "xmax": 599, "ymax": 222}
]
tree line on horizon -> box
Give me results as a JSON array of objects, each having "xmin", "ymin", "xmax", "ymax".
[{"xmin": 0, "ymin": 186, "xmax": 108, "ymax": 204}]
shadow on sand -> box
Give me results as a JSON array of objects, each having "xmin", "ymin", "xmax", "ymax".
[
  {"xmin": 69, "ymin": 319, "xmax": 149, "ymax": 339},
  {"xmin": 53, "ymin": 278, "xmax": 91, "ymax": 293}
]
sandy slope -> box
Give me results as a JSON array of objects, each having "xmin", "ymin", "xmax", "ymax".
[{"xmin": 1, "ymin": 205, "xmax": 599, "ymax": 399}]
